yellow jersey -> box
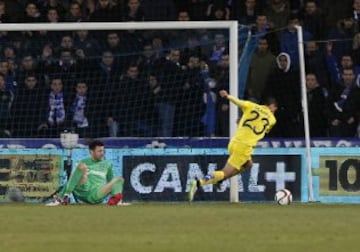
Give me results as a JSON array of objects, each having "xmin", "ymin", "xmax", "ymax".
[{"xmin": 227, "ymin": 95, "xmax": 276, "ymax": 147}]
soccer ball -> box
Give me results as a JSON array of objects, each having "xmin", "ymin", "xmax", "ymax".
[{"xmin": 274, "ymin": 189, "xmax": 292, "ymax": 205}]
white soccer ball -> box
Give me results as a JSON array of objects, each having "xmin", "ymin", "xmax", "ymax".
[{"xmin": 275, "ymin": 189, "xmax": 292, "ymax": 205}]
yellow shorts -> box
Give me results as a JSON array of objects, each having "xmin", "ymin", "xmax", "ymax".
[{"xmin": 227, "ymin": 141, "xmax": 253, "ymax": 171}]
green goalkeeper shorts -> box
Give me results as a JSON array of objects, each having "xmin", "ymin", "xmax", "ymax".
[{"xmin": 73, "ymin": 184, "xmax": 107, "ymax": 204}]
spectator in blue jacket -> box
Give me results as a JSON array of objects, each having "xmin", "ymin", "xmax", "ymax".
[
  {"xmin": 325, "ymin": 41, "xmax": 360, "ymax": 87},
  {"xmin": 280, "ymin": 13, "xmax": 313, "ymax": 70}
]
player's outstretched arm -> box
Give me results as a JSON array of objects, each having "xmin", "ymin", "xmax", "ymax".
[
  {"xmin": 219, "ymin": 90, "xmax": 229, "ymax": 98},
  {"xmin": 219, "ymin": 90, "xmax": 249, "ymax": 109}
]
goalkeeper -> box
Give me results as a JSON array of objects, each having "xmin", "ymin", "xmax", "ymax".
[
  {"xmin": 188, "ymin": 90, "xmax": 278, "ymax": 201},
  {"xmin": 46, "ymin": 140, "xmax": 129, "ymax": 206}
]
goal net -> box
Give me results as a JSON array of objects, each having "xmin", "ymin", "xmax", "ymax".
[{"xmin": 0, "ymin": 22, "xmax": 239, "ymax": 139}]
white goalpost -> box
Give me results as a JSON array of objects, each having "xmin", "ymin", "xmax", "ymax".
[{"xmin": 296, "ymin": 25, "xmax": 314, "ymax": 202}]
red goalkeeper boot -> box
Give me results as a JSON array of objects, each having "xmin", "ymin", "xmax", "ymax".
[{"xmin": 107, "ymin": 193, "xmax": 123, "ymax": 205}]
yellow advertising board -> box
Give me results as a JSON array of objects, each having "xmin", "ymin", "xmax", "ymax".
[{"xmin": 0, "ymin": 151, "xmax": 63, "ymax": 202}]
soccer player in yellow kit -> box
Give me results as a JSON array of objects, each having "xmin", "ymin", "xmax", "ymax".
[
  {"xmin": 188, "ymin": 90, "xmax": 278, "ymax": 201},
  {"xmin": 46, "ymin": 140, "xmax": 130, "ymax": 206}
]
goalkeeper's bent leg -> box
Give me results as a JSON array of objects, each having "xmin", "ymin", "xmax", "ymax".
[
  {"xmin": 111, "ymin": 178, "xmax": 124, "ymax": 196},
  {"xmin": 100, "ymin": 177, "xmax": 124, "ymax": 196},
  {"xmin": 104, "ymin": 177, "xmax": 124, "ymax": 205}
]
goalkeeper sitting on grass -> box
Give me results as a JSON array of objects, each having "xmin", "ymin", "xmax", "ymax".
[{"xmin": 46, "ymin": 140, "xmax": 130, "ymax": 206}]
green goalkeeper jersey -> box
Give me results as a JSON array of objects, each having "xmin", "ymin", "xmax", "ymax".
[{"xmin": 71, "ymin": 158, "xmax": 114, "ymax": 199}]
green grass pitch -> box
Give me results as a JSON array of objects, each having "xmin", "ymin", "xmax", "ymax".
[{"xmin": 0, "ymin": 202, "xmax": 359, "ymax": 252}]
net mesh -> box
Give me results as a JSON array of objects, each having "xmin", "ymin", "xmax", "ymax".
[{"xmin": 0, "ymin": 27, "xmax": 246, "ymax": 138}]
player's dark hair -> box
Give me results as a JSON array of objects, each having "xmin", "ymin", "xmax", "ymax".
[
  {"xmin": 89, "ymin": 140, "xmax": 104, "ymax": 150},
  {"xmin": 264, "ymin": 96, "xmax": 278, "ymax": 107}
]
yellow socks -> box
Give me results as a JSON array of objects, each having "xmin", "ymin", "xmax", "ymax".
[{"xmin": 199, "ymin": 171, "xmax": 225, "ymax": 186}]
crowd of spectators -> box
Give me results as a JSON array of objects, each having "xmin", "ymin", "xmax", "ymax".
[{"xmin": 0, "ymin": 0, "xmax": 359, "ymax": 139}]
